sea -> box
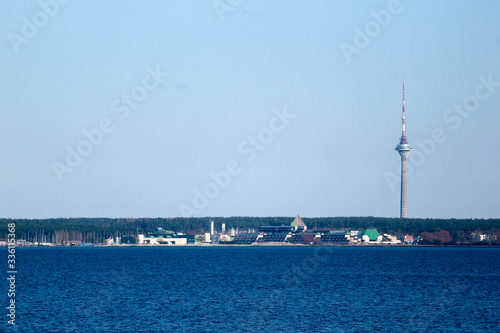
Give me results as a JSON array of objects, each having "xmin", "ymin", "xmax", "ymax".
[{"xmin": 2, "ymin": 246, "xmax": 499, "ymax": 332}]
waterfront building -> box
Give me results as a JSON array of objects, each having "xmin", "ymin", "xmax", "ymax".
[
  {"xmin": 362, "ymin": 229, "xmax": 381, "ymax": 242},
  {"xmin": 320, "ymin": 231, "xmax": 349, "ymax": 244},
  {"xmin": 287, "ymin": 233, "xmax": 316, "ymax": 244},
  {"xmin": 139, "ymin": 228, "xmax": 188, "ymax": 245},
  {"xmin": 256, "ymin": 215, "xmax": 307, "ymax": 243},
  {"xmin": 404, "ymin": 234, "xmax": 414, "ymax": 244},
  {"xmin": 234, "ymin": 233, "xmax": 260, "ymax": 244}
]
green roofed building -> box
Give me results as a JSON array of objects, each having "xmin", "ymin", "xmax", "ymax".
[{"xmin": 363, "ymin": 229, "xmax": 380, "ymax": 242}]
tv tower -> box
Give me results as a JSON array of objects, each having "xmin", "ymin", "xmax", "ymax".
[{"xmin": 395, "ymin": 81, "xmax": 412, "ymax": 218}]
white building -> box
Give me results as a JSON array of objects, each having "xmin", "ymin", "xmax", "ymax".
[
  {"xmin": 141, "ymin": 236, "xmax": 187, "ymax": 245},
  {"xmin": 138, "ymin": 229, "xmax": 188, "ymax": 245}
]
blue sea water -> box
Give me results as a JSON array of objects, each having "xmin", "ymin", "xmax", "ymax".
[{"xmin": 2, "ymin": 246, "xmax": 499, "ymax": 332}]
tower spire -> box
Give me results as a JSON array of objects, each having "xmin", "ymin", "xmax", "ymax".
[{"xmin": 400, "ymin": 81, "xmax": 408, "ymax": 144}]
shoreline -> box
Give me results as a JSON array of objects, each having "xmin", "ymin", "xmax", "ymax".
[{"xmin": 4, "ymin": 243, "xmax": 499, "ymax": 248}]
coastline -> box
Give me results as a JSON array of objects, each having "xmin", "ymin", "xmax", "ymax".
[{"xmin": 4, "ymin": 243, "xmax": 499, "ymax": 248}]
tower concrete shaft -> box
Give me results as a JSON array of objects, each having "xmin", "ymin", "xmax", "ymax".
[
  {"xmin": 395, "ymin": 81, "xmax": 412, "ymax": 218},
  {"xmin": 399, "ymin": 150, "xmax": 410, "ymax": 218}
]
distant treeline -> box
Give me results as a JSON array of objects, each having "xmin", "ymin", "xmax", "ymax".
[{"xmin": 0, "ymin": 216, "xmax": 499, "ymax": 244}]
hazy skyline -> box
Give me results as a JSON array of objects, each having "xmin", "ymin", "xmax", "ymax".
[{"xmin": 1, "ymin": 0, "xmax": 499, "ymax": 219}]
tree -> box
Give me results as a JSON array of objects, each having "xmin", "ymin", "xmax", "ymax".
[{"xmin": 435, "ymin": 230, "xmax": 454, "ymax": 244}]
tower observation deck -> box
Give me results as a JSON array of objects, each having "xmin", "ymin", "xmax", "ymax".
[{"xmin": 395, "ymin": 82, "xmax": 412, "ymax": 218}]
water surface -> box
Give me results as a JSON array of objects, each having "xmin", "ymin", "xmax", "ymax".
[{"xmin": 2, "ymin": 246, "xmax": 499, "ymax": 332}]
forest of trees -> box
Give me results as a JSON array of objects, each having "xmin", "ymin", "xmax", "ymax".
[{"xmin": 1, "ymin": 216, "xmax": 499, "ymax": 244}]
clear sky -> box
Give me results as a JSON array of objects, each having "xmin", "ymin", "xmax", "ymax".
[{"xmin": 1, "ymin": 0, "xmax": 499, "ymax": 219}]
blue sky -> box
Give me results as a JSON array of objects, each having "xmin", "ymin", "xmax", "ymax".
[{"xmin": 1, "ymin": 0, "xmax": 499, "ymax": 219}]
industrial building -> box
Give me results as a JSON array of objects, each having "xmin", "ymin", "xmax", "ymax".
[{"xmin": 138, "ymin": 228, "xmax": 187, "ymax": 245}]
